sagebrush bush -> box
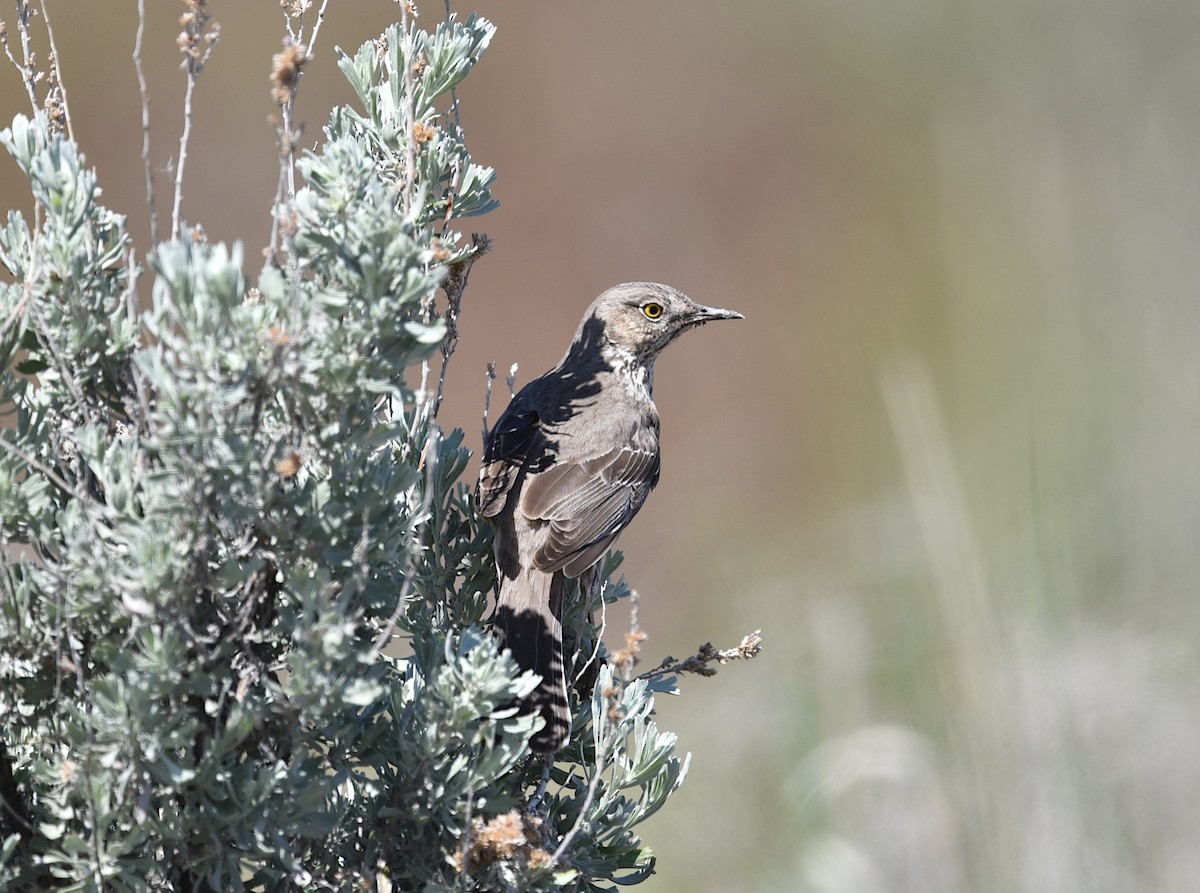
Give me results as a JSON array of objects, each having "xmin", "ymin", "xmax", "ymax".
[{"xmin": 0, "ymin": 8, "xmax": 718, "ymax": 891}]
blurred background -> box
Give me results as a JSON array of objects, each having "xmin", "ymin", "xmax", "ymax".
[{"xmin": 4, "ymin": 1, "xmax": 1200, "ymax": 890}]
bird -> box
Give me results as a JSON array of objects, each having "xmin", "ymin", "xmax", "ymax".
[{"xmin": 476, "ymin": 282, "xmax": 743, "ymax": 753}]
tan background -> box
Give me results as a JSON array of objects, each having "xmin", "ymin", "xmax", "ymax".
[{"xmin": 3, "ymin": 1, "xmax": 1199, "ymax": 890}]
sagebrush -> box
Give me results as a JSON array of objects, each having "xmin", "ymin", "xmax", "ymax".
[{"xmin": 0, "ymin": 7, "xmax": 708, "ymax": 892}]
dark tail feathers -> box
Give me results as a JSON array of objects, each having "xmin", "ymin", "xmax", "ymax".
[{"xmin": 495, "ymin": 569, "xmax": 569, "ymax": 753}]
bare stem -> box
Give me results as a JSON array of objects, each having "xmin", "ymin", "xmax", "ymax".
[
  {"xmin": 0, "ymin": 432, "xmax": 88, "ymax": 504},
  {"xmin": 433, "ymin": 234, "xmax": 490, "ymax": 419},
  {"xmin": 171, "ymin": 73, "xmax": 197, "ymax": 242},
  {"xmin": 2, "ymin": 0, "xmax": 39, "ymax": 113},
  {"xmin": 275, "ymin": 96, "xmax": 298, "ymax": 278},
  {"xmin": 572, "ymin": 575, "xmax": 608, "ymax": 689},
  {"xmin": 265, "ymin": 151, "xmax": 288, "ymax": 267},
  {"xmin": 307, "ymin": 0, "xmax": 333, "ymax": 64},
  {"xmin": 458, "ymin": 771, "xmax": 475, "ymax": 893},
  {"xmin": 172, "ymin": 3, "xmax": 219, "ymax": 241},
  {"xmin": 549, "ymin": 578, "xmax": 639, "ymax": 866},
  {"xmin": 287, "ymin": 0, "xmax": 333, "ymax": 192},
  {"xmin": 0, "ymin": 34, "xmax": 34, "ymax": 114},
  {"xmin": 551, "ymin": 688, "xmax": 615, "ymax": 865},
  {"xmin": 133, "ymin": 0, "xmax": 157, "ymax": 244},
  {"xmin": 481, "ymin": 361, "xmax": 496, "ymax": 442},
  {"xmin": 399, "ymin": 2, "xmax": 417, "ymax": 216},
  {"xmin": 444, "ymin": 0, "xmax": 462, "ymax": 130},
  {"xmin": 37, "ymin": 0, "xmax": 72, "ymax": 141},
  {"xmin": 633, "ymin": 629, "xmax": 764, "ymax": 682},
  {"xmin": 0, "ymin": 291, "xmax": 28, "ymax": 347},
  {"xmin": 265, "ymin": 0, "xmax": 328, "ymax": 274}
]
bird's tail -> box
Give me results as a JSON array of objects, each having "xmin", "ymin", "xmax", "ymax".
[{"xmin": 494, "ymin": 566, "xmax": 570, "ymax": 753}]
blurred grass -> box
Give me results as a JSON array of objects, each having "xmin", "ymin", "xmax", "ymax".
[
  {"xmin": 3, "ymin": 1, "xmax": 1200, "ymax": 890},
  {"xmin": 637, "ymin": 1, "xmax": 1200, "ymax": 891}
]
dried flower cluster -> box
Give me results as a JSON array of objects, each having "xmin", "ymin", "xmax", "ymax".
[
  {"xmin": 640, "ymin": 629, "xmax": 765, "ymax": 680},
  {"xmin": 280, "ymin": 0, "xmax": 313, "ymax": 17},
  {"xmin": 270, "ymin": 41, "xmax": 307, "ymax": 105},
  {"xmin": 177, "ymin": 0, "xmax": 220, "ymax": 71},
  {"xmin": 456, "ymin": 810, "xmax": 555, "ymax": 875}
]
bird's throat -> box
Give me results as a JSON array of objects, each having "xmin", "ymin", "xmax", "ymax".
[{"xmin": 605, "ymin": 342, "xmax": 655, "ymax": 400}]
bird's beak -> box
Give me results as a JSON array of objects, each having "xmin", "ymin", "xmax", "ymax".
[{"xmin": 692, "ymin": 303, "xmax": 744, "ymax": 323}]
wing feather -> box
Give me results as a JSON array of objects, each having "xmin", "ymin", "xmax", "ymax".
[
  {"xmin": 477, "ymin": 401, "xmax": 545, "ymax": 519},
  {"xmin": 522, "ymin": 440, "xmax": 660, "ymax": 576}
]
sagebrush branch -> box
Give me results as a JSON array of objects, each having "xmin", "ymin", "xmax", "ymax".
[{"xmin": 637, "ymin": 630, "xmax": 764, "ymax": 680}]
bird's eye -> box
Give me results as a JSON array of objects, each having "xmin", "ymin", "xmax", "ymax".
[{"xmin": 642, "ymin": 302, "xmax": 664, "ymax": 320}]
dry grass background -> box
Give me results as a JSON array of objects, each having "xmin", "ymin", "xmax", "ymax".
[{"xmin": 3, "ymin": 1, "xmax": 1200, "ymax": 890}]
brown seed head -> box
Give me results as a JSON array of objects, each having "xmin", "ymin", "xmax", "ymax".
[
  {"xmin": 456, "ymin": 810, "xmax": 553, "ymax": 875},
  {"xmin": 264, "ymin": 326, "xmax": 290, "ymax": 347},
  {"xmin": 271, "ymin": 43, "xmax": 307, "ymax": 105},
  {"xmin": 413, "ymin": 120, "xmax": 436, "ymax": 144},
  {"xmin": 275, "ymin": 452, "xmax": 302, "ymax": 478}
]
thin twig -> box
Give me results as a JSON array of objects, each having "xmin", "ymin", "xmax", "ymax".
[
  {"xmin": 1, "ymin": 1, "xmax": 38, "ymax": 114},
  {"xmin": 307, "ymin": 0, "xmax": 333, "ymax": 65},
  {"xmin": 124, "ymin": 247, "xmax": 138, "ymax": 331},
  {"xmin": 633, "ymin": 630, "xmax": 764, "ymax": 683},
  {"xmin": 172, "ymin": 2, "xmax": 220, "ymax": 241},
  {"xmin": 132, "ymin": 0, "xmax": 157, "ymax": 244},
  {"xmin": 37, "ymin": 0, "xmax": 72, "ymax": 141},
  {"xmin": 121, "ymin": 246, "xmax": 148, "ymax": 435},
  {"xmin": 0, "ymin": 434, "xmax": 88, "ymax": 504},
  {"xmin": 481, "ymin": 361, "xmax": 496, "ymax": 443},
  {"xmin": 399, "ymin": 1, "xmax": 417, "ymax": 216},
  {"xmin": 276, "ymin": 89, "xmax": 299, "ymax": 281},
  {"xmin": 549, "ymin": 576, "xmax": 633, "ymax": 866},
  {"xmin": 265, "ymin": 0, "xmax": 328, "ymax": 274},
  {"xmin": 283, "ymin": 109, "xmax": 297, "ymax": 215},
  {"xmin": 171, "ymin": 75, "xmax": 197, "ymax": 241},
  {"xmin": 458, "ymin": 770, "xmax": 474, "ymax": 893},
  {"xmin": 264, "ymin": 151, "xmax": 288, "ymax": 268},
  {"xmin": 433, "ymin": 234, "xmax": 490, "ymax": 419},
  {"xmin": 0, "ymin": 291, "xmax": 29, "ymax": 347},
  {"xmin": 571, "ymin": 574, "xmax": 607, "ymax": 690},
  {"xmin": 438, "ymin": 0, "xmax": 468, "ymax": 241},
  {"xmin": 265, "ymin": 0, "xmax": 294, "ymax": 265},
  {"xmin": 444, "ymin": 0, "xmax": 462, "ymax": 131},
  {"xmin": 280, "ymin": 1, "xmax": 296, "ymax": 43},
  {"xmin": 551, "ymin": 690, "xmax": 615, "ymax": 865},
  {"xmin": 0, "ymin": 30, "xmax": 35, "ymax": 114}
]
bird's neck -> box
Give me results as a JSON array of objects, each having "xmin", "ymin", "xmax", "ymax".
[{"xmin": 604, "ymin": 342, "xmax": 655, "ymax": 400}]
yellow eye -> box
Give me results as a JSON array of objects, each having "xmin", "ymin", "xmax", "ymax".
[{"xmin": 642, "ymin": 302, "xmax": 664, "ymax": 320}]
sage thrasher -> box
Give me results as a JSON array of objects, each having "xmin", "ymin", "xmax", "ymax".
[{"xmin": 477, "ymin": 282, "xmax": 742, "ymax": 752}]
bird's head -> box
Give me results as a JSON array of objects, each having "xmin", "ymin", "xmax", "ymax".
[{"xmin": 585, "ymin": 282, "xmax": 743, "ymax": 362}]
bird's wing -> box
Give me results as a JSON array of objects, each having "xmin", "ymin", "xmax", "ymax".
[
  {"xmin": 520, "ymin": 435, "xmax": 661, "ymax": 577},
  {"xmin": 477, "ymin": 398, "xmax": 546, "ymax": 519}
]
